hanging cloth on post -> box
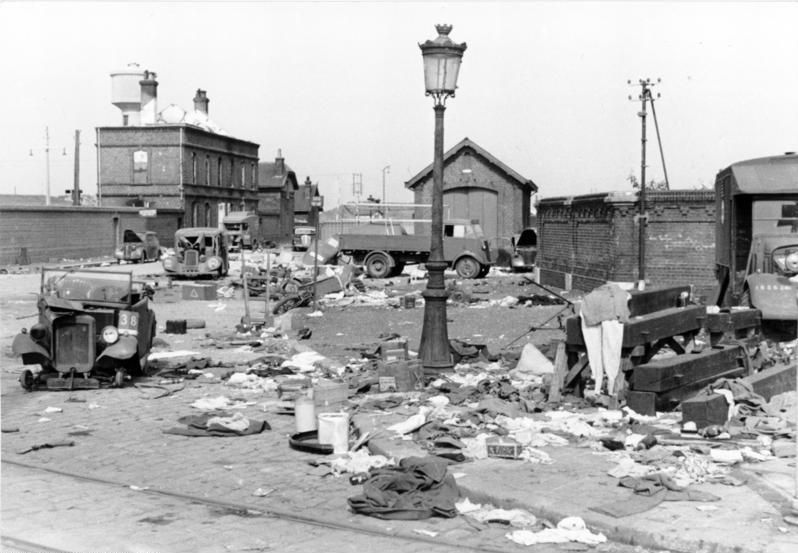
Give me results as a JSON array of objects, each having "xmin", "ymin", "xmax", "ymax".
[{"xmin": 579, "ymin": 284, "xmax": 630, "ymax": 394}]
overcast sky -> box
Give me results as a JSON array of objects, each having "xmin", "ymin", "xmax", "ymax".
[{"xmin": 0, "ymin": 1, "xmax": 796, "ymax": 208}]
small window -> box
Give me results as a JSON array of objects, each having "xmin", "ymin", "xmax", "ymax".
[
  {"xmin": 217, "ymin": 158, "xmax": 222, "ymax": 187},
  {"xmin": 241, "ymin": 164, "xmax": 245, "ymax": 188},
  {"xmin": 204, "ymin": 156, "xmax": 210, "ymax": 186},
  {"xmin": 251, "ymin": 163, "xmax": 256, "ymax": 189},
  {"xmin": 192, "ymin": 153, "xmax": 197, "ymax": 184}
]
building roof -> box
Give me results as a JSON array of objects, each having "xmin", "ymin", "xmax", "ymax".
[
  {"xmin": 405, "ymin": 137, "xmax": 538, "ymax": 192},
  {"xmin": 258, "ymin": 161, "xmax": 299, "ymax": 190}
]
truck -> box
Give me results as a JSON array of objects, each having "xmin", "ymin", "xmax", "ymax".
[
  {"xmin": 222, "ymin": 212, "xmax": 258, "ymax": 251},
  {"xmin": 336, "ymin": 219, "xmax": 493, "ymax": 279},
  {"xmin": 714, "ymin": 152, "xmax": 798, "ymax": 334}
]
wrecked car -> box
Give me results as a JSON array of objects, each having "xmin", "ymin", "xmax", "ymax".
[
  {"xmin": 511, "ymin": 228, "xmax": 538, "ymax": 272},
  {"xmin": 162, "ymin": 227, "xmax": 229, "ymax": 278},
  {"xmin": 12, "ymin": 269, "xmax": 157, "ymax": 390},
  {"xmin": 114, "ymin": 229, "xmax": 162, "ymax": 263}
]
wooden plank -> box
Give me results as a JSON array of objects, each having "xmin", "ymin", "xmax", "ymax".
[
  {"xmin": 631, "ymin": 346, "xmax": 742, "ymax": 392},
  {"xmin": 548, "ymin": 341, "xmax": 567, "ymax": 402},
  {"xmin": 628, "ymin": 286, "xmax": 692, "ymax": 317},
  {"xmin": 704, "ymin": 309, "xmax": 761, "ymax": 334},
  {"xmin": 745, "ymin": 363, "xmax": 797, "ymax": 401},
  {"xmin": 655, "ymin": 366, "xmax": 747, "ymax": 411},
  {"xmin": 563, "ymin": 354, "xmax": 589, "ymax": 389},
  {"xmin": 566, "ymin": 305, "xmax": 706, "ymax": 348}
]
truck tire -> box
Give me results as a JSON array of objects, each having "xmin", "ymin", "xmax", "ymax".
[
  {"xmin": 455, "ymin": 256, "xmax": 481, "ymax": 279},
  {"xmin": 365, "ymin": 252, "xmax": 392, "ymax": 279},
  {"xmin": 389, "ymin": 262, "xmax": 406, "ymax": 277}
]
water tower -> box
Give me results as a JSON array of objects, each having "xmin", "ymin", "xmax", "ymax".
[{"xmin": 110, "ymin": 63, "xmax": 146, "ymax": 126}]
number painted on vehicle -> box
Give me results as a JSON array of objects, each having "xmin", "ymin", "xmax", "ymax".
[{"xmin": 118, "ymin": 310, "xmax": 139, "ymax": 336}]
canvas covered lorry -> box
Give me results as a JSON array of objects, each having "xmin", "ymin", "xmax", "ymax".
[
  {"xmin": 335, "ymin": 219, "xmax": 492, "ymax": 279},
  {"xmin": 714, "ymin": 152, "xmax": 798, "ymax": 330}
]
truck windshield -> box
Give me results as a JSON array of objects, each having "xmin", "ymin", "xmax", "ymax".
[
  {"xmin": 224, "ymin": 223, "xmax": 242, "ymax": 231},
  {"xmin": 753, "ymin": 200, "xmax": 798, "ymax": 234}
]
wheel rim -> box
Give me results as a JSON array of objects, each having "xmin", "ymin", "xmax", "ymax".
[
  {"xmin": 368, "ymin": 255, "xmax": 390, "ymax": 278},
  {"xmin": 456, "ymin": 257, "xmax": 479, "ymax": 279}
]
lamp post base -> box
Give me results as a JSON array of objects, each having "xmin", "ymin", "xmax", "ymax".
[{"xmin": 419, "ymin": 260, "xmax": 452, "ymax": 374}]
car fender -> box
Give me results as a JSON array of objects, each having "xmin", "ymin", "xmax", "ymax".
[
  {"xmin": 12, "ymin": 333, "xmax": 51, "ymax": 365},
  {"xmin": 98, "ymin": 336, "xmax": 139, "ymax": 362},
  {"xmin": 746, "ymin": 273, "xmax": 798, "ymax": 320},
  {"xmin": 452, "ymin": 250, "xmax": 489, "ymax": 268}
]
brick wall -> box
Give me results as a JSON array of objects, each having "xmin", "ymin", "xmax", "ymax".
[
  {"xmin": 538, "ymin": 189, "xmax": 716, "ymax": 296},
  {"xmin": 0, "ymin": 206, "xmax": 182, "ymax": 265}
]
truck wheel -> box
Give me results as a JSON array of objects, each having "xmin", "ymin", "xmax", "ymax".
[
  {"xmin": 366, "ymin": 253, "xmax": 392, "ymax": 279},
  {"xmin": 455, "ymin": 256, "xmax": 481, "ymax": 279}
]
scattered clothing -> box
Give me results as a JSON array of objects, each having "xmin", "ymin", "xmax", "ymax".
[
  {"xmin": 163, "ymin": 412, "xmax": 270, "ymax": 437},
  {"xmin": 506, "ymin": 516, "xmax": 606, "ymax": 546},
  {"xmin": 348, "ymin": 456, "xmax": 461, "ymax": 520}
]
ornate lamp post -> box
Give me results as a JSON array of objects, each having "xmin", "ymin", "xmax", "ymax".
[{"xmin": 418, "ymin": 24, "xmax": 467, "ymax": 373}]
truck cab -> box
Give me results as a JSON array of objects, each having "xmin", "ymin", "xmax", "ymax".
[
  {"xmin": 222, "ymin": 212, "xmax": 258, "ymax": 251},
  {"xmin": 715, "ymin": 153, "xmax": 798, "ymax": 325}
]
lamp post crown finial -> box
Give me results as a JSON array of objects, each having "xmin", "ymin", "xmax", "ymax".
[{"xmin": 435, "ymin": 24, "xmax": 452, "ymax": 36}]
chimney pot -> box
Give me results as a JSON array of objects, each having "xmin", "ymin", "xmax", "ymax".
[
  {"xmin": 139, "ymin": 70, "xmax": 159, "ymax": 125},
  {"xmin": 193, "ymin": 89, "xmax": 209, "ymax": 115}
]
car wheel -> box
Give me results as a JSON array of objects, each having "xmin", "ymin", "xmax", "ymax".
[
  {"xmin": 455, "ymin": 256, "xmax": 481, "ymax": 279},
  {"xmin": 273, "ymin": 295, "xmax": 303, "ymax": 315},
  {"xmin": 20, "ymin": 369, "xmax": 35, "ymax": 391},
  {"xmin": 366, "ymin": 253, "xmax": 392, "ymax": 279}
]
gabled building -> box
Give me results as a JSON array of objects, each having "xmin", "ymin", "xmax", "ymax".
[
  {"xmin": 258, "ymin": 150, "xmax": 298, "ymax": 244},
  {"xmin": 97, "ymin": 67, "xmax": 260, "ymax": 236},
  {"xmin": 294, "ymin": 176, "xmax": 321, "ymax": 229},
  {"xmin": 405, "ymin": 137, "xmax": 538, "ymax": 242}
]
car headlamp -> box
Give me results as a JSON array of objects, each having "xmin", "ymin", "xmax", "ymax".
[
  {"xmin": 207, "ymin": 256, "xmax": 221, "ymax": 270},
  {"xmin": 30, "ymin": 323, "xmax": 47, "ymax": 341},
  {"xmin": 774, "ymin": 247, "xmax": 798, "ymax": 275},
  {"xmin": 101, "ymin": 326, "xmax": 119, "ymax": 344}
]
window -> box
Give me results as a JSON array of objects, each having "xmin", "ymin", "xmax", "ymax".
[
  {"xmin": 192, "ymin": 202, "xmax": 199, "ymax": 226},
  {"xmin": 205, "ymin": 202, "xmax": 212, "ymax": 226},
  {"xmin": 192, "ymin": 153, "xmax": 197, "ymax": 183},
  {"xmin": 251, "ymin": 163, "xmax": 256, "ymax": 189},
  {"xmin": 204, "ymin": 156, "xmax": 210, "ymax": 186},
  {"xmin": 217, "ymin": 158, "xmax": 222, "ymax": 187},
  {"xmin": 241, "ymin": 163, "xmax": 245, "ymax": 188}
]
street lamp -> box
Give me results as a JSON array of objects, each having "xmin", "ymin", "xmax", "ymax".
[
  {"xmin": 418, "ymin": 24, "xmax": 467, "ymax": 373},
  {"xmin": 382, "ymin": 165, "xmax": 390, "ymax": 207}
]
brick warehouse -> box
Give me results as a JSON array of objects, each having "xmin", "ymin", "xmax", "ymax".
[
  {"xmin": 405, "ymin": 137, "xmax": 537, "ymax": 244},
  {"xmin": 98, "ymin": 68, "xmax": 262, "ymax": 235},
  {"xmin": 536, "ymin": 189, "xmax": 716, "ymax": 297}
]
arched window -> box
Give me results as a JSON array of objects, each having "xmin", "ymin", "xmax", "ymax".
[
  {"xmin": 192, "ymin": 202, "xmax": 200, "ymax": 226},
  {"xmin": 192, "ymin": 152, "xmax": 197, "ymax": 183},
  {"xmin": 217, "ymin": 158, "xmax": 222, "ymax": 187},
  {"xmin": 205, "ymin": 202, "xmax": 212, "ymax": 227},
  {"xmin": 204, "ymin": 156, "xmax": 210, "ymax": 186}
]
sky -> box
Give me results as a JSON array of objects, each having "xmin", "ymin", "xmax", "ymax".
[{"xmin": 0, "ymin": 1, "xmax": 796, "ymax": 208}]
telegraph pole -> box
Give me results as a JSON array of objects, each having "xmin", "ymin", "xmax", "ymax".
[
  {"xmin": 628, "ymin": 78, "xmax": 661, "ymax": 289},
  {"xmin": 45, "ymin": 126, "xmax": 52, "ymax": 206},
  {"xmin": 72, "ymin": 130, "xmax": 81, "ymax": 206}
]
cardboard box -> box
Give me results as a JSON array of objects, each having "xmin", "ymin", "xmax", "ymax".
[
  {"xmin": 313, "ymin": 379, "xmax": 348, "ymax": 412},
  {"xmin": 486, "ymin": 437, "xmax": 523, "ymax": 459},
  {"xmin": 182, "ymin": 283, "xmax": 217, "ymax": 301},
  {"xmin": 377, "ymin": 359, "xmax": 423, "ymax": 392},
  {"xmin": 380, "ymin": 339, "xmax": 408, "ymax": 361}
]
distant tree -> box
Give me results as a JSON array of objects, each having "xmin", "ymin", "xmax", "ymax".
[{"xmin": 627, "ymin": 174, "xmax": 668, "ymax": 190}]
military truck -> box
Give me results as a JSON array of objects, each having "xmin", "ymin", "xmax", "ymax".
[
  {"xmin": 222, "ymin": 212, "xmax": 258, "ymax": 251},
  {"xmin": 336, "ymin": 219, "xmax": 492, "ymax": 279},
  {"xmin": 714, "ymin": 152, "xmax": 798, "ymax": 331}
]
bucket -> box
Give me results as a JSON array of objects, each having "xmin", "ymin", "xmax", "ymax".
[
  {"xmin": 317, "ymin": 412, "xmax": 349, "ymax": 454},
  {"xmin": 294, "ymin": 396, "xmax": 317, "ymax": 432}
]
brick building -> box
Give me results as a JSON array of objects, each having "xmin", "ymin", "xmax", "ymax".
[
  {"xmin": 97, "ymin": 69, "xmax": 260, "ymax": 243},
  {"xmin": 257, "ymin": 150, "xmax": 298, "ymax": 244},
  {"xmin": 294, "ymin": 176, "xmax": 321, "ymax": 229},
  {"xmin": 405, "ymin": 137, "xmax": 537, "ymax": 243},
  {"xmin": 537, "ymin": 189, "xmax": 716, "ymax": 296}
]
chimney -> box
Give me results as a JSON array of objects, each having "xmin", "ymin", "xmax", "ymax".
[
  {"xmin": 193, "ymin": 89, "xmax": 209, "ymax": 115},
  {"xmin": 139, "ymin": 70, "xmax": 158, "ymax": 125},
  {"xmin": 275, "ymin": 149, "xmax": 285, "ymax": 175}
]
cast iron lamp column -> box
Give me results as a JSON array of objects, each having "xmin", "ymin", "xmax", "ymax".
[{"xmin": 418, "ymin": 24, "xmax": 467, "ymax": 373}]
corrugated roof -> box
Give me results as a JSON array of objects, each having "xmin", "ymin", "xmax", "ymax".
[
  {"xmin": 405, "ymin": 137, "xmax": 537, "ymax": 192},
  {"xmin": 729, "ymin": 154, "xmax": 798, "ymax": 194}
]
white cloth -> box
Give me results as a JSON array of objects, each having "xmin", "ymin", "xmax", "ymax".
[{"xmin": 581, "ymin": 317, "xmax": 624, "ymax": 394}]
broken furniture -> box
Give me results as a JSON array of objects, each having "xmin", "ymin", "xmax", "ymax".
[{"xmin": 564, "ymin": 286, "xmax": 706, "ymax": 404}]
